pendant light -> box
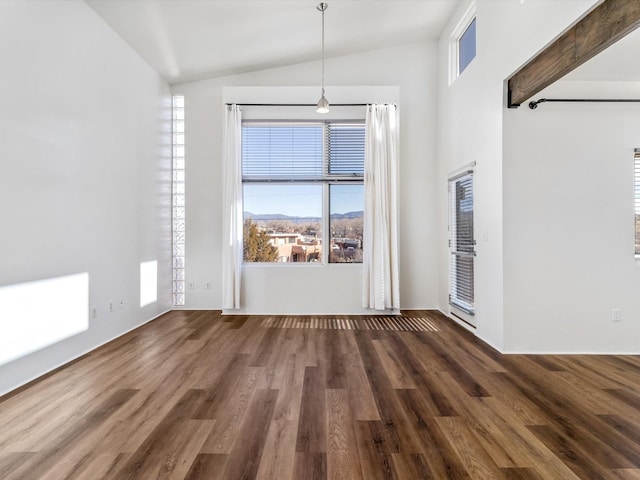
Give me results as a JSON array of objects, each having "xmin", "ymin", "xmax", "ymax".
[{"xmin": 316, "ymin": 2, "xmax": 330, "ymax": 114}]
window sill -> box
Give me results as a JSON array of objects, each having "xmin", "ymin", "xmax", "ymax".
[{"xmin": 242, "ymin": 262, "xmax": 362, "ymax": 267}]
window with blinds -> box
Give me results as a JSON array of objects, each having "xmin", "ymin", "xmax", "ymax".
[
  {"xmin": 242, "ymin": 122, "xmax": 364, "ymax": 181},
  {"xmin": 635, "ymin": 149, "xmax": 640, "ymax": 256},
  {"xmin": 242, "ymin": 124, "xmax": 323, "ymax": 181},
  {"xmin": 449, "ymin": 171, "xmax": 475, "ymax": 316},
  {"xmin": 327, "ymin": 124, "xmax": 365, "ymax": 177},
  {"xmin": 242, "ymin": 121, "xmax": 364, "ymax": 264}
]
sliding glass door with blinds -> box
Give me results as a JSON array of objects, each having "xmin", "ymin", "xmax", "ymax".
[
  {"xmin": 635, "ymin": 149, "xmax": 640, "ymax": 257},
  {"xmin": 448, "ymin": 170, "xmax": 475, "ymax": 321}
]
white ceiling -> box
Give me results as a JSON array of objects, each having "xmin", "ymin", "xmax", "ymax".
[{"xmin": 86, "ymin": 0, "xmax": 461, "ymax": 85}]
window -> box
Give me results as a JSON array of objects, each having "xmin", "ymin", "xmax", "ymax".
[
  {"xmin": 330, "ymin": 184, "xmax": 364, "ymax": 263},
  {"xmin": 172, "ymin": 96, "xmax": 185, "ymax": 305},
  {"xmin": 635, "ymin": 149, "xmax": 640, "ymax": 256},
  {"xmin": 458, "ymin": 18, "xmax": 476, "ymax": 75},
  {"xmin": 242, "ymin": 121, "xmax": 364, "ymax": 264},
  {"xmin": 450, "ymin": 3, "xmax": 477, "ymax": 83},
  {"xmin": 449, "ymin": 171, "xmax": 475, "ymax": 317}
]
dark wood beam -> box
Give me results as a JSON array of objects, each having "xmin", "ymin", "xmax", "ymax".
[{"xmin": 507, "ymin": 0, "xmax": 640, "ymax": 108}]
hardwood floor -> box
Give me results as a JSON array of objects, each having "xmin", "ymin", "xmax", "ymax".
[{"xmin": 1, "ymin": 310, "xmax": 640, "ymax": 479}]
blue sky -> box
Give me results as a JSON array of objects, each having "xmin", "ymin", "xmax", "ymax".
[{"xmin": 244, "ymin": 184, "xmax": 363, "ymax": 217}]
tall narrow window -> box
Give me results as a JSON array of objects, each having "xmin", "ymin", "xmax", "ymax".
[
  {"xmin": 241, "ymin": 121, "xmax": 364, "ymax": 264},
  {"xmin": 330, "ymin": 184, "xmax": 364, "ymax": 263},
  {"xmin": 449, "ymin": 3, "xmax": 477, "ymax": 83},
  {"xmin": 635, "ymin": 149, "xmax": 640, "ymax": 256},
  {"xmin": 449, "ymin": 171, "xmax": 475, "ymax": 318},
  {"xmin": 172, "ymin": 96, "xmax": 185, "ymax": 305},
  {"xmin": 458, "ymin": 17, "xmax": 476, "ymax": 75},
  {"xmin": 328, "ymin": 123, "xmax": 365, "ymax": 263}
]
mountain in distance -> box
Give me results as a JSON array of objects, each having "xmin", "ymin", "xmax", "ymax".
[
  {"xmin": 244, "ymin": 211, "xmax": 363, "ymax": 221},
  {"xmin": 330, "ymin": 211, "xmax": 364, "ymax": 219}
]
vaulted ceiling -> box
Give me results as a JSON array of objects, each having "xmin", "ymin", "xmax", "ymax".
[{"xmin": 85, "ymin": 0, "xmax": 462, "ymax": 85}]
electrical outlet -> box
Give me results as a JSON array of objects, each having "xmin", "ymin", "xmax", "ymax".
[
  {"xmin": 91, "ymin": 306, "xmax": 97, "ymax": 319},
  {"xmin": 611, "ymin": 308, "xmax": 621, "ymax": 323},
  {"xmin": 109, "ymin": 301, "xmax": 113, "ymax": 313},
  {"xmin": 205, "ymin": 281, "xmax": 212, "ymax": 290}
]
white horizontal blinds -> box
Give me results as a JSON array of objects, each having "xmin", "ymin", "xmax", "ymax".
[
  {"xmin": 635, "ymin": 150, "xmax": 640, "ymax": 255},
  {"xmin": 241, "ymin": 122, "xmax": 365, "ymax": 181},
  {"xmin": 242, "ymin": 123, "xmax": 323, "ymax": 181},
  {"xmin": 327, "ymin": 123, "xmax": 365, "ymax": 177},
  {"xmin": 452, "ymin": 173, "xmax": 474, "ymax": 253},
  {"xmin": 449, "ymin": 171, "xmax": 475, "ymax": 314}
]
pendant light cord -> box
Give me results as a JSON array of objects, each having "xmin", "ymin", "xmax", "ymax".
[
  {"xmin": 321, "ymin": 3, "xmax": 325, "ymax": 96},
  {"xmin": 315, "ymin": 3, "xmax": 329, "ymax": 113}
]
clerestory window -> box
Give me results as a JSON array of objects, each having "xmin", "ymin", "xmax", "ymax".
[
  {"xmin": 449, "ymin": 2, "xmax": 477, "ymax": 83},
  {"xmin": 458, "ymin": 17, "xmax": 476, "ymax": 75}
]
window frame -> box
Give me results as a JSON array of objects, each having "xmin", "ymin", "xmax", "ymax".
[
  {"xmin": 328, "ymin": 181, "xmax": 365, "ymax": 264},
  {"xmin": 241, "ymin": 120, "xmax": 365, "ymax": 266},
  {"xmin": 449, "ymin": 2, "xmax": 477, "ymax": 84},
  {"xmin": 448, "ymin": 169, "xmax": 475, "ymax": 319},
  {"xmin": 635, "ymin": 149, "xmax": 640, "ymax": 258}
]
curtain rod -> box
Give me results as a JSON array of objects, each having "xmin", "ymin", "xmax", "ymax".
[
  {"xmin": 225, "ymin": 103, "xmax": 396, "ymax": 108},
  {"xmin": 529, "ymin": 98, "xmax": 640, "ymax": 109}
]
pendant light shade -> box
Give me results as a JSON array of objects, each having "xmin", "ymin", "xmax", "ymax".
[
  {"xmin": 316, "ymin": 89, "xmax": 330, "ymax": 114},
  {"xmin": 316, "ymin": 2, "xmax": 329, "ymax": 114}
]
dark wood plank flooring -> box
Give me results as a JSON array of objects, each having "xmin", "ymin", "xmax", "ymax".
[{"xmin": 1, "ymin": 310, "xmax": 640, "ymax": 479}]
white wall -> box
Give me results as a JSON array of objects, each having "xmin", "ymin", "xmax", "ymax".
[
  {"xmin": 503, "ymin": 80, "xmax": 640, "ymax": 353},
  {"xmin": 0, "ymin": 0, "xmax": 171, "ymax": 395},
  {"xmin": 437, "ymin": 0, "xmax": 598, "ymax": 351},
  {"xmin": 173, "ymin": 41, "xmax": 440, "ymax": 313}
]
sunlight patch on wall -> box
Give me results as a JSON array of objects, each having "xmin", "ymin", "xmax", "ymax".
[
  {"xmin": 0, "ymin": 273, "xmax": 89, "ymax": 366},
  {"xmin": 140, "ymin": 260, "xmax": 158, "ymax": 307}
]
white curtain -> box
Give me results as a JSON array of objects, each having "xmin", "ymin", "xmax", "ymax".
[
  {"xmin": 222, "ymin": 105, "xmax": 243, "ymax": 309},
  {"xmin": 362, "ymin": 104, "xmax": 400, "ymax": 311}
]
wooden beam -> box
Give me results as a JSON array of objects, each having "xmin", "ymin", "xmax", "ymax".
[{"xmin": 507, "ymin": 0, "xmax": 640, "ymax": 108}]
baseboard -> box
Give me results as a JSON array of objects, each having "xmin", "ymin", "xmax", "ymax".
[
  {"xmin": 439, "ymin": 309, "xmax": 476, "ymax": 334},
  {"xmin": 503, "ymin": 350, "xmax": 640, "ymax": 355},
  {"xmin": 222, "ymin": 309, "xmax": 402, "ymax": 316}
]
